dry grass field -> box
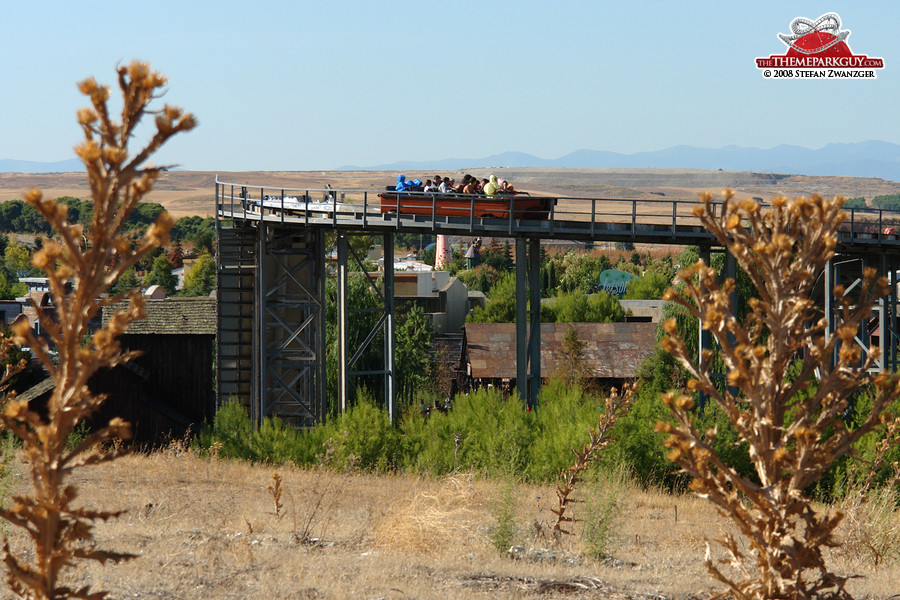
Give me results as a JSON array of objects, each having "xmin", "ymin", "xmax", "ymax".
[
  {"xmin": 1, "ymin": 448, "xmax": 897, "ymax": 600},
  {"xmin": 3, "ymin": 169, "xmax": 899, "ymax": 219}
]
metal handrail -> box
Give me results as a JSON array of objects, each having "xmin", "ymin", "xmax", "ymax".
[{"xmin": 213, "ymin": 177, "xmax": 900, "ymax": 246}]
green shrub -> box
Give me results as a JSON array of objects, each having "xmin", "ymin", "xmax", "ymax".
[
  {"xmin": 199, "ymin": 399, "xmax": 254, "ymax": 460},
  {"xmin": 413, "ymin": 388, "xmax": 532, "ymax": 476},
  {"xmin": 604, "ymin": 379, "xmax": 681, "ymax": 488},
  {"xmin": 321, "ymin": 387, "xmax": 400, "ymax": 471},
  {"xmin": 251, "ymin": 415, "xmax": 309, "ymax": 465},
  {"xmin": 397, "ymin": 405, "xmax": 429, "ymax": 470},
  {"xmin": 488, "ymin": 475, "xmax": 521, "ymax": 552},
  {"xmin": 197, "ymin": 398, "xmax": 325, "ymax": 466},
  {"xmin": 525, "ymin": 379, "xmax": 601, "ymax": 481},
  {"xmin": 580, "ymin": 467, "xmax": 627, "ymax": 559},
  {"xmin": 541, "ymin": 289, "xmax": 624, "ymax": 323}
]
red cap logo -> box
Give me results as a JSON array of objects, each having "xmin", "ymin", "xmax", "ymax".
[{"xmin": 756, "ymin": 13, "xmax": 884, "ymax": 79}]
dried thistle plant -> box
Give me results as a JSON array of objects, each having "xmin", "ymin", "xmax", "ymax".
[
  {"xmin": 267, "ymin": 472, "xmax": 284, "ymax": 519},
  {"xmin": 656, "ymin": 191, "xmax": 900, "ymax": 600},
  {"xmin": 0, "ymin": 61, "xmax": 194, "ymax": 600},
  {"xmin": 551, "ymin": 384, "xmax": 633, "ymax": 537}
]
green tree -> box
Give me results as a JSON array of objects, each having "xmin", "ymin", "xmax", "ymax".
[
  {"xmin": 872, "ymin": 193, "xmax": 900, "ymax": 210},
  {"xmin": 143, "ymin": 254, "xmax": 177, "ymax": 294},
  {"xmin": 0, "ymin": 201, "xmax": 23, "ymax": 232},
  {"xmin": 551, "ymin": 325, "xmax": 592, "ymax": 388},
  {"xmin": 423, "ymin": 245, "xmax": 436, "ymax": 267},
  {"xmin": 127, "ymin": 202, "xmax": 165, "ymax": 230},
  {"xmin": 555, "ymin": 252, "xmax": 611, "ymax": 293},
  {"xmin": 395, "ymin": 305, "xmax": 433, "ymax": 408},
  {"xmin": 169, "ymin": 215, "xmax": 217, "ymax": 253},
  {"xmin": 12, "ymin": 203, "xmax": 52, "ymax": 235},
  {"xmin": 0, "ymin": 271, "xmax": 26, "ymax": 300},
  {"xmin": 481, "ymin": 241, "xmax": 513, "ymax": 272},
  {"xmin": 5, "ymin": 241, "xmax": 37, "ymax": 278},
  {"xmin": 455, "ymin": 265, "xmax": 500, "ymax": 293},
  {"xmin": 542, "ymin": 289, "xmax": 624, "ymax": 323},
  {"xmin": 181, "ymin": 254, "xmax": 216, "ymax": 296},
  {"xmin": 623, "ymin": 270, "xmax": 673, "ymax": 299},
  {"xmin": 109, "ymin": 266, "xmax": 140, "ymax": 297},
  {"xmin": 467, "ymin": 272, "xmax": 517, "ymax": 323}
]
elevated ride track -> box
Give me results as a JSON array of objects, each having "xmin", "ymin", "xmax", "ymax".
[{"xmin": 215, "ymin": 178, "xmax": 900, "ymax": 426}]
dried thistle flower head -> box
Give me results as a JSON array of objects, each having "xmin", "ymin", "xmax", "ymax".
[
  {"xmin": 0, "ymin": 61, "xmax": 194, "ymax": 600},
  {"xmin": 659, "ymin": 191, "xmax": 900, "ymax": 600}
]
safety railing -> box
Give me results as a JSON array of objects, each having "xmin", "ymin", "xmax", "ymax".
[{"xmin": 215, "ymin": 178, "xmax": 900, "ymax": 246}]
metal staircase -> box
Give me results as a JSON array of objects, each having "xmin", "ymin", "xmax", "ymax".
[{"xmin": 216, "ymin": 222, "xmax": 257, "ymax": 409}]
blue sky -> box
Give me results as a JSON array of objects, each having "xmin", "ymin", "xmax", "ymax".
[{"xmin": 2, "ymin": 1, "xmax": 897, "ymax": 171}]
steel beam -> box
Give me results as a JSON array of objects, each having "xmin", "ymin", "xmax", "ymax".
[
  {"xmin": 383, "ymin": 232, "xmax": 396, "ymax": 423},
  {"xmin": 254, "ymin": 221, "xmax": 267, "ymax": 425},
  {"xmin": 337, "ymin": 232, "xmax": 350, "ymax": 413},
  {"xmin": 516, "ymin": 238, "xmax": 527, "ymax": 404},
  {"xmin": 514, "ymin": 238, "xmax": 542, "ymax": 408},
  {"xmin": 251, "ymin": 227, "xmax": 328, "ymax": 426},
  {"xmin": 889, "ymin": 256, "xmax": 899, "ymax": 370},
  {"xmin": 527, "ymin": 238, "xmax": 541, "ymax": 409}
]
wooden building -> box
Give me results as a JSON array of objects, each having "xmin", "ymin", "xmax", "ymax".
[
  {"xmin": 463, "ymin": 322, "xmax": 657, "ymax": 391},
  {"xmin": 89, "ymin": 296, "xmax": 216, "ymax": 443}
]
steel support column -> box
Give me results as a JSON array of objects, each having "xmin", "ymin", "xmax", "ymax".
[
  {"xmin": 883, "ymin": 253, "xmax": 890, "ymax": 370},
  {"xmin": 722, "ymin": 250, "xmax": 738, "ymax": 398},
  {"xmin": 337, "ymin": 232, "xmax": 350, "ymax": 413},
  {"xmin": 216, "ymin": 219, "xmax": 257, "ymax": 410},
  {"xmin": 824, "ymin": 258, "xmax": 833, "ymax": 342},
  {"xmin": 697, "ymin": 247, "xmax": 713, "ymax": 407},
  {"xmin": 888, "ymin": 255, "xmax": 899, "ymax": 371},
  {"xmin": 383, "ymin": 232, "xmax": 396, "ymax": 423},
  {"xmin": 516, "ymin": 239, "xmax": 527, "ymax": 403},
  {"xmin": 254, "ymin": 221, "xmax": 267, "ymax": 425},
  {"xmin": 255, "ymin": 226, "xmax": 327, "ymax": 426},
  {"xmin": 827, "ymin": 255, "xmax": 900, "ymax": 372},
  {"xmin": 527, "ymin": 238, "xmax": 542, "ymax": 409},
  {"xmin": 515, "ymin": 238, "xmax": 541, "ymax": 409}
]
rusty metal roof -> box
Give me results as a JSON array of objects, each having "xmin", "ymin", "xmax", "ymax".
[{"xmin": 464, "ymin": 322, "xmax": 657, "ymax": 379}]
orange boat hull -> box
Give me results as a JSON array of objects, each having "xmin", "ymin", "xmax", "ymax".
[{"xmin": 379, "ymin": 193, "xmax": 553, "ymax": 220}]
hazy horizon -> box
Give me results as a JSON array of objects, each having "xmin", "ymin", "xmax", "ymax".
[{"xmin": 5, "ymin": 1, "xmax": 898, "ymax": 171}]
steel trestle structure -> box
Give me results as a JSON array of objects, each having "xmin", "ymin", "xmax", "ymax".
[{"xmin": 215, "ymin": 179, "xmax": 900, "ymax": 425}]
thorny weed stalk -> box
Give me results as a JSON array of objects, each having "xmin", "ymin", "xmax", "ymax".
[
  {"xmin": 657, "ymin": 191, "xmax": 900, "ymax": 600},
  {"xmin": 0, "ymin": 62, "xmax": 194, "ymax": 600},
  {"xmin": 267, "ymin": 472, "xmax": 284, "ymax": 519},
  {"xmin": 551, "ymin": 384, "xmax": 633, "ymax": 538},
  {"xmin": 295, "ymin": 470, "xmax": 341, "ymax": 542}
]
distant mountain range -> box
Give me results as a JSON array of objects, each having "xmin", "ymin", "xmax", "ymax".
[
  {"xmin": 0, "ymin": 158, "xmax": 83, "ymax": 173},
  {"xmin": 340, "ymin": 141, "xmax": 900, "ymax": 182},
  {"xmin": 6, "ymin": 141, "xmax": 900, "ymax": 181}
]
